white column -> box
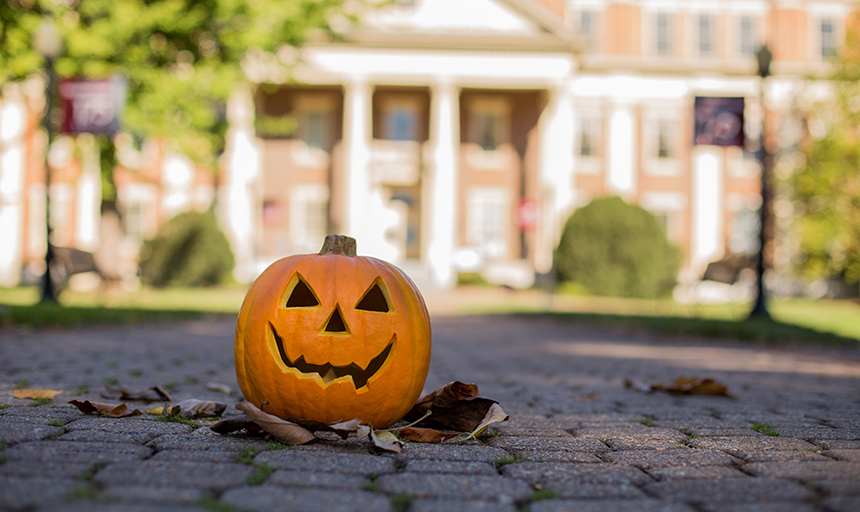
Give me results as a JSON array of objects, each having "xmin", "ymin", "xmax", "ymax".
[
  {"xmin": 536, "ymin": 83, "xmax": 575, "ymax": 274},
  {"xmin": 74, "ymin": 134, "xmax": 101, "ymax": 251},
  {"xmin": 343, "ymin": 78, "xmax": 372, "ymax": 243},
  {"xmin": 606, "ymin": 101, "xmax": 637, "ymax": 199},
  {"xmin": 221, "ymin": 86, "xmax": 261, "ymax": 282},
  {"xmin": 691, "ymin": 145, "xmax": 724, "ymax": 272},
  {"xmin": 0, "ymin": 89, "xmax": 28, "ymax": 286},
  {"xmin": 427, "ymin": 80, "xmax": 459, "ymax": 288}
]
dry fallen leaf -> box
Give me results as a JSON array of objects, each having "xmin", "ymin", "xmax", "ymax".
[
  {"xmin": 327, "ymin": 419, "xmax": 371, "ymax": 440},
  {"xmin": 625, "ymin": 376, "xmax": 730, "ymax": 397},
  {"xmin": 236, "ymin": 402, "xmax": 316, "ymax": 445},
  {"xmin": 209, "ymin": 415, "xmax": 262, "ymax": 435},
  {"xmin": 205, "ymin": 382, "xmax": 232, "ymax": 394},
  {"xmin": 371, "ymin": 429, "xmax": 402, "ymax": 453},
  {"xmin": 169, "ymin": 399, "xmax": 227, "ymax": 419},
  {"xmin": 465, "ymin": 403, "xmax": 509, "ymax": 440},
  {"xmin": 13, "ymin": 389, "xmax": 62, "ymax": 399},
  {"xmin": 399, "ymin": 427, "xmax": 458, "ymax": 443},
  {"xmin": 68, "ymin": 400, "xmax": 142, "ymax": 418},
  {"xmin": 408, "ymin": 381, "xmax": 479, "ymax": 419},
  {"xmin": 101, "ymin": 385, "xmax": 171, "ymax": 402}
]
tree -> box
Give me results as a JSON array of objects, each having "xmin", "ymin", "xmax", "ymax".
[
  {"xmin": 555, "ymin": 196, "xmax": 682, "ymax": 299},
  {"xmin": 0, "ymin": 0, "xmax": 355, "ymax": 170},
  {"xmin": 791, "ymin": 10, "xmax": 860, "ymax": 289}
]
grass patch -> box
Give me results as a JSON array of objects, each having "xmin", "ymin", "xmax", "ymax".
[
  {"xmin": 29, "ymin": 397, "xmax": 52, "ymax": 407},
  {"xmin": 264, "ymin": 441, "xmax": 291, "ymax": 451},
  {"xmin": 245, "ymin": 462, "xmax": 274, "ymax": 485},
  {"xmin": 361, "ymin": 480, "xmax": 381, "ymax": 492},
  {"xmin": 632, "ymin": 415, "xmax": 657, "ymax": 427},
  {"xmin": 530, "ymin": 489, "xmax": 560, "ymax": 501},
  {"xmin": 751, "ymin": 423, "xmax": 780, "ymax": 436},
  {"xmin": 389, "ymin": 494, "xmax": 412, "ymax": 512},
  {"xmin": 237, "ymin": 446, "xmax": 259, "ymax": 464},
  {"xmin": 154, "ymin": 415, "xmax": 198, "ymax": 429},
  {"xmin": 12, "ymin": 380, "xmax": 30, "ymax": 390},
  {"xmin": 197, "ymin": 497, "xmax": 244, "ymax": 512},
  {"xmin": 0, "ymin": 403, "xmax": 9, "ymax": 410},
  {"xmin": 493, "ymin": 453, "xmax": 528, "ymax": 469},
  {"xmin": 46, "ymin": 419, "xmax": 66, "ymax": 427},
  {"xmin": 479, "ymin": 429, "xmax": 501, "ymax": 439}
]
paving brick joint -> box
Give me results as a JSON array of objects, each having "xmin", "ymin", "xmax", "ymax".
[{"xmin": 1, "ymin": 314, "xmax": 859, "ymax": 511}]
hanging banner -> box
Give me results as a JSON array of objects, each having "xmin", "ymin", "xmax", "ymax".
[
  {"xmin": 694, "ymin": 97, "xmax": 745, "ymax": 147},
  {"xmin": 58, "ymin": 76, "xmax": 126, "ymax": 135}
]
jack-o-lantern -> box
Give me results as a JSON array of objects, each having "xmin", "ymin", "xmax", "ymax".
[{"xmin": 235, "ymin": 235, "xmax": 431, "ymax": 428}]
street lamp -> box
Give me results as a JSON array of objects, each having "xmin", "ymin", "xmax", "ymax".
[
  {"xmin": 33, "ymin": 19, "xmax": 63, "ymax": 304},
  {"xmin": 749, "ymin": 44, "xmax": 772, "ymax": 319}
]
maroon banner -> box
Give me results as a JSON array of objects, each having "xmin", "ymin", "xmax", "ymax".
[
  {"xmin": 694, "ymin": 96, "xmax": 745, "ymax": 147},
  {"xmin": 58, "ymin": 77, "xmax": 126, "ymax": 135}
]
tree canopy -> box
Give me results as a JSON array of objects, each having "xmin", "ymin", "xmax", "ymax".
[
  {"xmin": 0, "ymin": 0, "xmax": 354, "ymax": 164},
  {"xmin": 791, "ymin": 11, "xmax": 860, "ymax": 288}
]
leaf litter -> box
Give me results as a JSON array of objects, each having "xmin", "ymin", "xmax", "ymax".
[{"xmin": 624, "ymin": 375, "xmax": 730, "ymax": 396}]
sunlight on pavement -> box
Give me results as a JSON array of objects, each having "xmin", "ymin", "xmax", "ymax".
[{"xmin": 544, "ymin": 342, "xmax": 860, "ymax": 378}]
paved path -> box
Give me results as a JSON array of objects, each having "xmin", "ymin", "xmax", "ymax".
[{"xmin": 1, "ymin": 314, "xmax": 859, "ymax": 511}]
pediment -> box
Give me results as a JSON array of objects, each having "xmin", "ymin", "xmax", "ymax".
[{"xmin": 352, "ymin": 0, "xmax": 573, "ymax": 49}]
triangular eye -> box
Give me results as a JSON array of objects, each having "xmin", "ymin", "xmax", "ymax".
[
  {"xmin": 285, "ymin": 275, "xmax": 319, "ymax": 307},
  {"xmin": 356, "ymin": 281, "xmax": 390, "ymax": 313}
]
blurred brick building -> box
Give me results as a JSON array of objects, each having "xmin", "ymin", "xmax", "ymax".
[{"xmin": 1, "ymin": 0, "xmax": 855, "ymax": 290}]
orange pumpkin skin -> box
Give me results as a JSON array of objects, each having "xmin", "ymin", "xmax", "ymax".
[{"xmin": 235, "ymin": 236, "xmax": 431, "ymax": 428}]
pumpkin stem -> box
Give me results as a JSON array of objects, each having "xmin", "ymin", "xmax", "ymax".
[{"xmin": 319, "ymin": 235, "xmax": 357, "ymax": 257}]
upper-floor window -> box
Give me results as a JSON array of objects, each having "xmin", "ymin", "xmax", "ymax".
[
  {"xmin": 579, "ymin": 10, "xmax": 599, "ymax": 53},
  {"xmin": 468, "ymin": 97, "xmax": 509, "ymax": 152},
  {"xmin": 384, "ymin": 108, "xmax": 418, "ymax": 141},
  {"xmin": 820, "ymin": 18, "xmax": 838, "ymax": 58},
  {"xmin": 577, "ymin": 116, "xmax": 601, "ymax": 158},
  {"xmin": 657, "ymin": 119, "xmax": 675, "ymax": 158},
  {"xmin": 698, "ymin": 15, "xmax": 716, "ymax": 57},
  {"xmin": 301, "ymin": 110, "xmax": 328, "ymax": 149},
  {"xmin": 739, "ymin": 16, "xmax": 757, "ymax": 56},
  {"xmin": 655, "ymin": 13, "xmax": 673, "ymax": 56}
]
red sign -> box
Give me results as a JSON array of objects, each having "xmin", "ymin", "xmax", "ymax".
[
  {"xmin": 517, "ymin": 199, "xmax": 538, "ymax": 231},
  {"xmin": 59, "ymin": 77, "xmax": 126, "ymax": 135}
]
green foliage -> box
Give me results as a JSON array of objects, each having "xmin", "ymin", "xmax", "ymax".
[
  {"xmin": 139, "ymin": 211, "xmax": 235, "ymax": 287},
  {"xmin": 751, "ymin": 423, "xmax": 779, "ymax": 436},
  {"xmin": 245, "ymin": 462, "xmax": 274, "ymax": 485},
  {"xmin": 555, "ymin": 196, "xmax": 682, "ymax": 298},
  {"xmin": 0, "ymin": 0, "xmax": 354, "ymax": 164},
  {"xmin": 791, "ymin": 16, "xmax": 860, "ymax": 287}
]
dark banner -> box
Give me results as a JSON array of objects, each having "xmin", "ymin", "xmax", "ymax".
[
  {"xmin": 59, "ymin": 77, "xmax": 126, "ymax": 135},
  {"xmin": 694, "ymin": 96, "xmax": 745, "ymax": 147}
]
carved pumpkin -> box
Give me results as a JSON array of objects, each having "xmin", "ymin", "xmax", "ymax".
[{"xmin": 235, "ymin": 235, "xmax": 431, "ymax": 428}]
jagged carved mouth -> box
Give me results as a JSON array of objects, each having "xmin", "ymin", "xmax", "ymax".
[{"xmin": 269, "ymin": 322, "xmax": 393, "ymax": 389}]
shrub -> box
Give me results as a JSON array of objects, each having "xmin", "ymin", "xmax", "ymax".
[
  {"xmin": 138, "ymin": 211, "xmax": 234, "ymax": 287},
  {"xmin": 555, "ymin": 196, "xmax": 681, "ymax": 298}
]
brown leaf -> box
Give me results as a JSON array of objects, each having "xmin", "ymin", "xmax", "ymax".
[
  {"xmin": 405, "ymin": 381, "xmax": 479, "ymax": 421},
  {"xmin": 399, "ymin": 427, "xmax": 458, "ymax": 443},
  {"xmin": 628, "ymin": 376, "xmax": 730, "ymax": 397},
  {"xmin": 412, "ymin": 396, "xmax": 499, "ymax": 432},
  {"xmin": 68, "ymin": 400, "xmax": 142, "ymax": 418},
  {"xmin": 209, "ymin": 415, "xmax": 262, "ymax": 434},
  {"xmin": 170, "ymin": 399, "xmax": 227, "ymax": 419},
  {"xmin": 13, "ymin": 389, "xmax": 62, "ymax": 399},
  {"xmin": 101, "ymin": 385, "xmax": 171, "ymax": 402},
  {"xmin": 371, "ymin": 429, "xmax": 402, "ymax": 453},
  {"xmin": 465, "ymin": 403, "xmax": 509, "ymax": 440},
  {"xmin": 326, "ymin": 419, "xmax": 371, "ymax": 440},
  {"xmin": 236, "ymin": 402, "xmax": 316, "ymax": 445}
]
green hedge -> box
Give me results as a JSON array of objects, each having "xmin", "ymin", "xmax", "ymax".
[
  {"xmin": 138, "ymin": 211, "xmax": 235, "ymax": 287},
  {"xmin": 555, "ymin": 196, "xmax": 681, "ymax": 298}
]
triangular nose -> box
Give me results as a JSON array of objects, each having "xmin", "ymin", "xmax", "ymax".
[{"xmin": 324, "ymin": 305, "xmax": 348, "ymax": 333}]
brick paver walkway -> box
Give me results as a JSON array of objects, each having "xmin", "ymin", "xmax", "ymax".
[{"xmin": 1, "ymin": 313, "xmax": 859, "ymax": 511}]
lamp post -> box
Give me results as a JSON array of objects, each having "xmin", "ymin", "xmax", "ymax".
[
  {"xmin": 749, "ymin": 44, "xmax": 772, "ymax": 319},
  {"xmin": 33, "ymin": 19, "xmax": 63, "ymax": 304}
]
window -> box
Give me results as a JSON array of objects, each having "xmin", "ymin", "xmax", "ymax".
[
  {"xmin": 467, "ymin": 189, "xmax": 508, "ymax": 259},
  {"xmin": 655, "ymin": 13, "xmax": 673, "ymax": 56},
  {"xmin": 577, "ymin": 116, "xmax": 601, "ymax": 158},
  {"xmin": 698, "ymin": 15, "xmax": 715, "ymax": 57},
  {"xmin": 579, "ymin": 11, "xmax": 598, "ymax": 53},
  {"xmin": 301, "ymin": 110, "xmax": 328, "ymax": 150},
  {"xmin": 820, "ymin": 19, "xmax": 838, "ymax": 58},
  {"xmin": 475, "ymin": 111, "xmax": 499, "ymax": 150},
  {"xmin": 290, "ymin": 185, "xmax": 329, "ymax": 253},
  {"xmin": 384, "ymin": 108, "xmax": 418, "ymax": 141},
  {"xmin": 657, "ymin": 119, "xmax": 674, "ymax": 158},
  {"xmin": 739, "ymin": 16, "xmax": 757, "ymax": 56}
]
